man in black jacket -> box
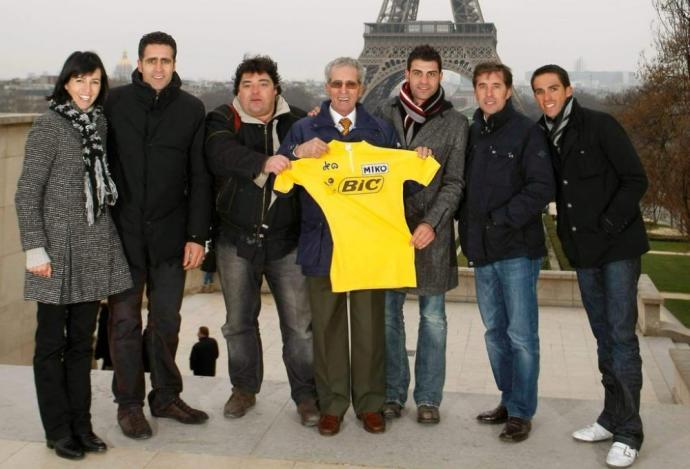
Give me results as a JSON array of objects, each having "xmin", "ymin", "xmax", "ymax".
[
  {"xmin": 106, "ymin": 31, "xmax": 212, "ymax": 440},
  {"xmin": 458, "ymin": 62, "xmax": 554, "ymax": 443},
  {"xmin": 189, "ymin": 326, "xmax": 219, "ymax": 377},
  {"xmin": 205, "ymin": 56, "xmax": 318, "ymax": 426},
  {"xmin": 531, "ymin": 65, "xmax": 648, "ymax": 468}
]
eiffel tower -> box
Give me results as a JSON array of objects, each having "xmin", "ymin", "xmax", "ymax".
[{"xmin": 359, "ymin": 0, "xmax": 500, "ymax": 108}]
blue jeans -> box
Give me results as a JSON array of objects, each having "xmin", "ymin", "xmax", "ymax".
[
  {"xmin": 385, "ymin": 291, "xmax": 447, "ymax": 407},
  {"xmin": 475, "ymin": 257, "xmax": 540, "ymax": 420},
  {"xmin": 217, "ymin": 240, "xmax": 316, "ymax": 404},
  {"xmin": 577, "ymin": 257, "xmax": 643, "ymax": 450}
]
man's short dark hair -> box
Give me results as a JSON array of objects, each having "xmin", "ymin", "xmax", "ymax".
[
  {"xmin": 48, "ymin": 51, "xmax": 109, "ymax": 107},
  {"xmin": 233, "ymin": 55, "xmax": 282, "ymax": 95},
  {"xmin": 472, "ymin": 62, "xmax": 513, "ymax": 89},
  {"xmin": 138, "ymin": 31, "xmax": 177, "ymax": 60},
  {"xmin": 198, "ymin": 326, "xmax": 209, "ymax": 337},
  {"xmin": 530, "ymin": 64, "xmax": 571, "ymax": 90},
  {"xmin": 407, "ymin": 44, "xmax": 442, "ymax": 72}
]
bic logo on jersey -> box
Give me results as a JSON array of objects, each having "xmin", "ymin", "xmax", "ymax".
[{"xmin": 339, "ymin": 177, "xmax": 384, "ymax": 195}]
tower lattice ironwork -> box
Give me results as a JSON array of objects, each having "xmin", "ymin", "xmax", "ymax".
[{"xmin": 359, "ymin": 0, "xmax": 500, "ymax": 108}]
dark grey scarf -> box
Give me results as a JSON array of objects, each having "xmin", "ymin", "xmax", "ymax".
[
  {"xmin": 50, "ymin": 100, "xmax": 118, "ymax": 225},
  {"xmin": 543, "ymin": 96, "xmax": 574, "ymax": 153}
]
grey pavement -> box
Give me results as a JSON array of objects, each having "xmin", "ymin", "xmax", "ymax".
[{"xmin": 1, "ymin": 291, "xmax": 689, "ymax": 468}]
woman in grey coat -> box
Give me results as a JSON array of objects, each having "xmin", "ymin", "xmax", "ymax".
[{"xmin": 15, "ymin": 51, "xmax": 131, "ymax": 461}]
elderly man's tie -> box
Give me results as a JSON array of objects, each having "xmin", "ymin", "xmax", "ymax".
[{"xmin": 339, "ymin": 117, "xmax": 352, "ymax": 136}]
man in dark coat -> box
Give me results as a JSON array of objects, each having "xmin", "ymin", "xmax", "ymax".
[
  {"xmin": 278, "ymin": 57, "xmax": 398, "ymax": 437},
  {"xmin": 189, "ymin": 326, "xmax": 219, "ymax": 377},
  {"xmin": 105, "ymin": 31, "xmax": 212, "ymax": 440},
  {"xmin": 531, "ymin": 64, "xmax": 648, "ymax": 468},
  {"xmin": 458, "ymin": 62, "xmax": 554, "ymax": 443},
  {"xmin": 204, "ymin": 56, "xmax": 318, "ymax": 426},
  {"xmin": 373, "ymin": 45, "xmax": 467, "ymax": 425}
]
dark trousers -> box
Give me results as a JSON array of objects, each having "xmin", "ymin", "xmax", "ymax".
[
  {"xmin": 577, "ymin": 257, "xmax": 644, "ymax": 450},
  {"xmin": 217, "ymin": 242, "xmax": 315, "ymax": 404},
  {"xmin": 34, "ymin": 301, "xmax": 99, "ymax": 440},
  {"xmin": 108, "ymin": 260, "xmax": 185, "ymax": 408},
  {"xmin": 308, "ymin": 276, "xmax": 385, "ymax": 416}
]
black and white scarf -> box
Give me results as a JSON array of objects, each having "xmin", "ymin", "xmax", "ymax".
[
  {"xmin": 399, "ymin": 81, "xmax": 445, "ymax": 145},
  {"xmin": 543, "ymin": 96, "xmax": 574, "ymax": 153},
  {"xmin": 50, "ymin": 100, "xmax": 118, "ymax": 225}
]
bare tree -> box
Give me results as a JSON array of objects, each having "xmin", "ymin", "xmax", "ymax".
[{"xmin": 618, "ymin": 0, "xmax": 690, "ymax": 235}]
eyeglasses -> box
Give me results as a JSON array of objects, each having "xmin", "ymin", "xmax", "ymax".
[{"xmin": 328, "ymin": 80, "xmax": 360, "ymax": 90}]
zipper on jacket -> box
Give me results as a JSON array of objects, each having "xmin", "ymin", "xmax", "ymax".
[{"xmin": 255, "ymin": 124, "xmax": 270, "ymax": 246}]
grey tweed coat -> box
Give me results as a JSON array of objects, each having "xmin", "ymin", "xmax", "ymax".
[
  {"xmin": 374, "ymin": 97, "xmax": 468, "ymax": 295},
  {"xmin": 15, "ymin": 109, "xmax": 132, "ymax": 304}
]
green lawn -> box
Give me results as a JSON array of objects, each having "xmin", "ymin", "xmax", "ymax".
[
  {"xmin": 649, "ymin": 240, "xmax": 690, "ymax": 253},
  {"xmin": 642, "ymin": 254, "xmax": 690, "ymax": 294},
  {"xmin": 457, "ymin": 252, "xmax": 468, "ymax": 267},
  {"xmin": 665, "ymin": 300, "xmax": 690, "ymax": 328}
]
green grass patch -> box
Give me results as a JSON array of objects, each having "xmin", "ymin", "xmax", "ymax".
[
  {"xmin": 642, "ymin": 254, "xmax": 690, "ymax": 293},
  {"xmin": 457, "ymin": 251, "xmax": 468, "ymax": 267},
  {"xmin": 543, "ymin": 214, "xmax": 573, "ymax": 270},
  {"xmin": 664, "ymin": 299, "xmax": 690, "ymax": 328},
  {"xmin": 649, "ymin": 240, "xmax": 690, "ymax": 253}
]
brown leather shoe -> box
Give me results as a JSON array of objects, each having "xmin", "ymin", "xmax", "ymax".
[
  {"xmin": 117, "ymin": 406, "xmax": 152, "ymax": 440},
  {"xmin": 151, "ymin": 396, "xmax": 209, "ymax": 424},
  {"xmin": 476, "ymin": 404, "xmax": 508, "ymax": 424},
  {"xmin": 223, "ymin": 390, "xmax": 256, "ymax": 418},
  {"xmin": 499, "ymin": 417, "xmax": 532, "ymax": 442},
  {"xmin": 318, "ymin": 414, "xmax": 342, "ymax": 436},
  {"xmin": 358, "ymin": 412, "xmax": 386, "ymax": 433},
  {"xmin": 382, "ymin": 402, "xmax": 402, "ymax": 419},
  {"xmin": 417, "ymin": 405, "xmax": 440, "ymax": 424},
  {"xmin": 297, "ymin": 398, "xmax": 320, "ymax": 427}
]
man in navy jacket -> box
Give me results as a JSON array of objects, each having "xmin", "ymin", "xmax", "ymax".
[
  {"xmin": 278, "ymin": 57, "xmax": 397, "ymax": 437},
  {"xmin": 532, "ymin": 64, "xmax": 648, "ymax": 468},
  {"xmin": 458, "ymin": 62, "xmax": 554, "ymax": 443}
]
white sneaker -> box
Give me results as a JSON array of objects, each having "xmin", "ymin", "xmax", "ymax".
[
  {"xmin": 572, "ymin": 422, "xmax": 614, "ymax": 442},
  {"xmin": 606, "ymin": 442, "xmax": 638, "ymax": 467}
]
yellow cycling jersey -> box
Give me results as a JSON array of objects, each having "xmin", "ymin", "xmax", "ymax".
[{"xmin": 274, "ymin": 140, "xmax": 439, "ymax": 292}]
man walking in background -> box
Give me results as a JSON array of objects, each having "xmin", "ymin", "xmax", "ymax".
[{"xmin": 190, "ymin": 326, "xmax": 219, "ymax": 377}]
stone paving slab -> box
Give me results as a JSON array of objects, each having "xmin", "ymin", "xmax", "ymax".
[
  {"xmin": 0, "ymin": 365, "xmax": 689, "ymax": 469},
  {"xmin": 173, "ymin": 292, "xmax": 670, "ymax": 404}
]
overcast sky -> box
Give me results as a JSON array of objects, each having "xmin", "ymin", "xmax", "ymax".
[{"xmin": 1, "ymin": 0, "xmax": 657, "ymax": 82}]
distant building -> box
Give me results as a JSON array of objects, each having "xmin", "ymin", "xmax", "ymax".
[
  {"xmin": 112, "ymin": 51, "xmax": 133, "ymax": 82},
  {"xmin": 524, "ymin": 68, "xmax": 639, "ymax": 93}
]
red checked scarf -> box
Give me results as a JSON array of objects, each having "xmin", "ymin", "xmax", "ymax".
[{"xmin": 398, "ymin": 81, "xmax": 445, "ymax": 145}]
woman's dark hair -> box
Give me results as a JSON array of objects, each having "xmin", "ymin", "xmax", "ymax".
[{"xmin": 48, "ymin": 51, "xmax": 109, "ymax": 106}]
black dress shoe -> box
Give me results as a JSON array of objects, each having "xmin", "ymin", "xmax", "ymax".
[
  {"xmin": 76, "ymin": 431, "xmax": 107, "ymax": 452},
  {"xmin": 476, "ymin": 404, "xmax": 508, "ymax": 424},
  {"xmin": 499, "ymin": 416, "xmax": 532, "ymax": 442},
  {"xmin": 47, "ymin": 436, "xmax": 85, "ymax": 460}
]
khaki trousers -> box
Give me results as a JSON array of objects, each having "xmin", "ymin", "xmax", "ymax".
[{"xmin": 308, "ymin": 276, "xmax": 385, "ymax": 416}]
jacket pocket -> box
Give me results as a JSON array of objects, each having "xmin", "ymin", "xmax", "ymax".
[
  {"xmin": 575, "ymin": 147, "xmax": 605, "ymax": 179},
  {"xmin": 484, "ymin": 223, "xmax": 522, "ymax": 258},
  {"xmin": 486, "ymin": 145, "xmax": 519, "ymax": 187},
  {"xmin": 216, "ymin": 177, "xmax": 237, "ymax": 215}
]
